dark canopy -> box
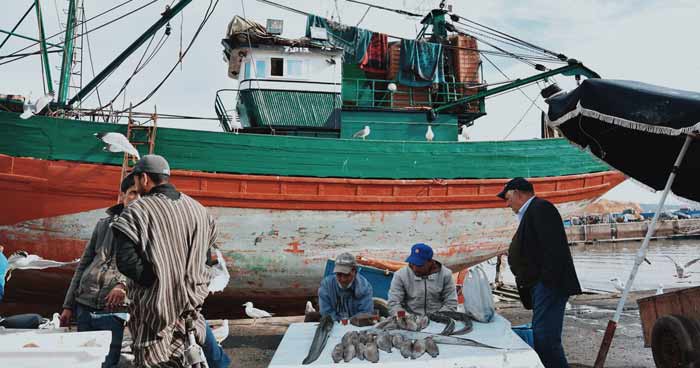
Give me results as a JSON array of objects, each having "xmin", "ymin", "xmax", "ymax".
[{"xmin": 546, "ymin": 79, "xmax": 700, "ymax": 202}]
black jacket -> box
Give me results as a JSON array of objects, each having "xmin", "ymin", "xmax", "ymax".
[{"xmin": 509, "ymin": 197, "xmax": 582, "ymax": 298}]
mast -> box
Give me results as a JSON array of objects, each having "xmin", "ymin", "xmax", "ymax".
[
  {"xmin": 57, "ymin": 0, "xmax": 77, "ymax": 104},
  {"xmin": 67, "ymin": 0, "xmax": 194, "ymax": 107},
  {"xmin": 34, "ymin": 0, "xmax": 55, "ymax": 95}
]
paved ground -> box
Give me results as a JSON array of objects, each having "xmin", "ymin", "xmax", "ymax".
[{"xmin": 220, "ymin": 290, "xmax": 656, "ymax": 368}]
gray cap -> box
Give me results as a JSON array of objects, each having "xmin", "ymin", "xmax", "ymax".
[
  {"xmin": 131, "ymin": 154, "xmax": 170, "ymax": 176},
  {"xmin": 333, "ymin": 252, "xmax": 357, "ymax": 274}
]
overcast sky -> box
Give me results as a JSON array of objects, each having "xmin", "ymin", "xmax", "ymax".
[{"xmin": 2, "ymin": 0, "xmax": 699, "ymax": 205}]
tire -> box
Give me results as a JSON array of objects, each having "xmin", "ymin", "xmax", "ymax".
[
  {"xmin": 651, "ymin": 314, "xmax": 700, "ymax": 368},
  {"xmin": 373, "ymin": 298, "xmax": 390, "ymax": 318}
]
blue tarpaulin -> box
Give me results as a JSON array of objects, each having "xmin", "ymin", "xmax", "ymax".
[
  {"xmin": 398, "ymin": 39, "xmax": 445, "ymax": 87},
  {"xmin": 306, "ymin": 15, "xmax": 372, "ymax": 64}
]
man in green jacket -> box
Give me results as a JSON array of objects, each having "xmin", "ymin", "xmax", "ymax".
[{"xmin": 60, "ymin": 174, "xmax": 139, "ymax": 368}]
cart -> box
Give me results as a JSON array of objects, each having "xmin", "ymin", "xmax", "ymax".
[{"xmin": 637, "ymin": 286, "xmax": 700, "ymax": 367}]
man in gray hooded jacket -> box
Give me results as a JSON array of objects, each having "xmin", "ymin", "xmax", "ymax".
[
  {"xmin": 388, "ymin": 243, "xmax": 458, "ymax": 316},
  {"xmin": 60, "ymin": 174, "xmax": 139, "ymax": 368}
]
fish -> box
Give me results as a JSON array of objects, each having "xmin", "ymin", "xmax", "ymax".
[
  {"xmin": 399, "ymin": 340, "xmax": 413, "ymax": 358},
  {"xmin": 427, "ymin": 313, "xmax": 456, "ymax": 335},
  {"xmin": 404, "ymin": 317, "xmax": 418, "ymax": 331},
  {"xmin": 364, "ymin": 340, "xmax": 380, "ymax": 363},
  {"xmin": 376, "ymin": 332, "xmax": 393, "ymax": 353},
  {"xmin": 343, "ymin": 343, "xmax": 356, "ymax": 362},
  {"xmin": 433, "ymin": 311, "xmax": 474, "ymax": 335},
  {"xmin": 356, "ymin": 342, "xmax": 366, "ymax": 361},
  {"xmin": 358, "ymin": 331, "xmax": 369, "ymax": 344},
  {"xmin": 411, "ymin": 338, "xmax": 426, "ymax": 359},
  {"xmin": 385, "ymin": 330, "xmax": 506, "ymax": 349},
  {"xmin": 417, "ymin": 315, "xmax": 430, "ymax": 331},
  {"xmin": 391, "ymin": 334, "xmax": 405, "ymax": 349},
  {"xmin": 301, "ymin": 314, "xmax": 334, "ymax": 365},
  {"xmin": 341, "ymin": 331, "xmax": 357, "ymax": 346},
  {"xmin": 331, "ymin": 343, "xmax": 344, "ymax": 363},
  {"xmin": 425, "ymin": 336, "xmax": 439, "ymax": 358}
]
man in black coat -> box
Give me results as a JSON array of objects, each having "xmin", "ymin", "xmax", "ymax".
[{"xmin": 498, "ymin": 177, "xmax": 581, "ymax": 368}]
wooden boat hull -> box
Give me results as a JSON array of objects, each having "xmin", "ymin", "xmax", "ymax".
[{"xmin": 0, "ymin": 154, "xmax": 624, "ymax": 316}]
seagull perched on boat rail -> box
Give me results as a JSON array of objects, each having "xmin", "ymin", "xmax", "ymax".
[
  {"xmin": 94, "ymin": 132, "xmax": 140, "ymax": 159},
  {"xmin": 353, "ymin": 125, "xmax": 370, "ymax": 140},
  {"xmin": 20, "ymin": 92, "xmax": 54, "ymax": 120},
  {"xmin": 425, "ymin": 125, "xmax": 434, "ymax": 142},
  {"xmin": 457, "ymin": 124, "xmax": 470, "ymax": 142},
  {"xmin": 664, "ymin": 255, "xmax": 700, "ymax": 279},
  {"xmin": 243, "ymin": 301, "xmax": 273, "ymax": 325}
]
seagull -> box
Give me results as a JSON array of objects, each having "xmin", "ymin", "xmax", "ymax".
[
  {"xmin": 305, "ymin": 301, "xmax": 316, "ymax": 314},
  {"xmin": 208, "ymin": 249, "xmax": 230, "ymax": 293},
  {"xmin": 664, "ymin": 255, "xmax": 700, "ymax": 279},
  {"xmin": 609, "ymin": 277, "xmax": 625, "ymax": 293},
  {"xmin": 353, "ymin": 125, "xmax": 370, "ymax": 140},
  {"xmin": 231, "ymin": 115, "xmax": 243, "ymax": 135},
  {"xmin": 20, "ymin": 92, "xmax": 54, "ymax": 119},
  {"xmin": 656, "ymin": 283, "xmax": 664, "ymax": 295},
  {"xmin": 425, "ymin": 125, "xmax": 434, "ymax": 142},
  {"xmin": 243, "ymin": 301, "xmax": 273, "ymax": 325},
  {"xmin": 6, "ymin": 251, "xmax": 79, "ymax": 281},
  {"xmin": 94, "ymin": 132, "xmax": 140, "ymax": 159},
  {"xmin": 457, "ymin": 124, "xmax": 470, "ymax": 142}
]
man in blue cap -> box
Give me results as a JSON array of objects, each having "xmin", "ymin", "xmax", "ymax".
[
  {"xmin": 498, "ymin": 177, "xmax": 580, "ymax": 368},
  {"xmin": 387, "ymin": 243, "xmax": 458, "ymax": 316}
]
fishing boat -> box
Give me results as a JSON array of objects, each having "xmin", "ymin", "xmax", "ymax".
[{"xmin": 0, "ymin": 0, "xmax": 623, "ymax": 316}]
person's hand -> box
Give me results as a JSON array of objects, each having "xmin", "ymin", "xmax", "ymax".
[
  {"xmin": 104, "ymin": 284, "xmax": 127, "ymax": 310},
  {"xmin": 59, "ymin": 308, "xmax": 72, "ymax": 327}
]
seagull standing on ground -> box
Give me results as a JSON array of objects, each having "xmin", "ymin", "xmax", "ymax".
[
  {"xmin": 94, "ymin": 132, "xmax": 140, "ymax": 159},
  {"xmin": 665, "ymin": 255, "xmax": 700, "ymax": 279},
  {"xmin": 243, "ymin": 301, "xmax": 273, "ymax": 325},
  {"xmin": 425, "ymin": 125, "xmax": 434, "ymax": 142},
  {"xmin": 353, "ymin": 125, "xmax": 370, "ymax": 140},
  {"xmin": 305, "ymin": 301, "xmax": 316, "ymax": 314},
  {"xmin": 609, "ymin": 277, "xmax": 625, "ymax": 293},
  {"xmin": 20, "ymin": 92, "xmax": 54, "ymax": 119}
]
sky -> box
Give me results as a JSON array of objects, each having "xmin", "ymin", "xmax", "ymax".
[{"xmin": 1, "ymin": 0, "xmax": 699, "ymax": 205}]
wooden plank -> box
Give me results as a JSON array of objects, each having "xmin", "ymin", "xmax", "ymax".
[
  {"xmin": 654, "ymin": 293, "xmax": 682, "ymax": 317},
  {"xmin": 637, "ymin": 297, "xmax": 657, "ymax": 347},
  {"xmin": 679, "ymin": 286, "xmax": 700, "ymax": 321}
]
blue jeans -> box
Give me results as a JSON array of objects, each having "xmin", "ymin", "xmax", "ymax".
[
  {"xmin": 75, "ymin": 304, "xmax": 125, "ymax": 368},
  {"xmin": 204, "ymin": 322, "xmax": 231, "ymax": 368},
  {"xmin": 532, "ymin": 282, "xmax": 569, "ymax": 368}
]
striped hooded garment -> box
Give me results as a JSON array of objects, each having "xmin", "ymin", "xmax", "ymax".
[{"xmin": 112, "ymin": 185, "xmax": 216, "ymax": 367}]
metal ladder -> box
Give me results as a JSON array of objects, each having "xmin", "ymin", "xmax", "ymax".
[{"xmin": 118, "ymin": 105, "xmax": 158, "ymax": 187}]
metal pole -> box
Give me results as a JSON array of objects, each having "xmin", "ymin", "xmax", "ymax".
[
  {"xmin": 0, "ymin": 4, "xmax": 36, "ymax": 50},
  {"xmin": 58, "ymin": 0, "xmax": 77, "ymax": 105},
  {"xmin": 68, "ymin": 0, "xmax": 193, "ymax": 107},
  {"xmin": 34, "ymin": 0, "xmax": 54, "ymax": 94},
  {"xmin": 593, "ymin": 133, "xmax": 694, "ymax": 367},
  {"xmin": 0, "ymin": 29, "xmax": 61, "ymax": 48}
]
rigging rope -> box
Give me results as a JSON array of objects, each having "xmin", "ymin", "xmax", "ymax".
[
  {"xmin": 0, "ymin": 0, "xmax": 157, "ymax": 66},
  {"xmin": 114, "ymin": 0, "xmax": 220, "ymax": 113}
]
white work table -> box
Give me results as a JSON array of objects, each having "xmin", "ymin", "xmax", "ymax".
[{"xmin": 269, "ymin": 314, "xmax": 543, "ymax": 367}]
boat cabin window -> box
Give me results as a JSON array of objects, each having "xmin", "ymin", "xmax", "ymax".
[
  {"xmin": 243, "ymin": 62, "xmax": 250, "ymax": 79},
  {"xmin": 271, "ymin": 57, "xmax": 284, "ymax": 76},
  {"xmin": 287, "ymin": 59, "xmax": 303, "ymax": 77},
  {"xmin": 255, "ymin": 60, "xmax": 266, "ymax": 78}
]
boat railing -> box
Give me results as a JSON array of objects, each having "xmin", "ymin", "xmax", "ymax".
[
  {"xmin": 341, "ymin": 77, "xmax": 484, "ymax": 111},
  {"xmin": 215, "ymin": 89, "xmax": 240, "ymax": 132}
]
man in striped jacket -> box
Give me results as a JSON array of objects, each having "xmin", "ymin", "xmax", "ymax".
[{"xmin": 112, "ymin": 155, "xmax": 225, "ymax": 367}]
